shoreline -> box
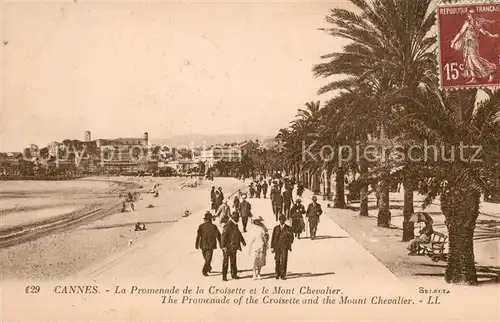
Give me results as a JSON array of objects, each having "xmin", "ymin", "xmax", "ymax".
[{"xmin": 0, "ymin": 177, "xmax": 245, "ymax": 280}]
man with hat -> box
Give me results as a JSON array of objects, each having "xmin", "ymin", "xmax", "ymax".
[
  {"xmin": 271, "ymin": 215, "xmax": 294, "ymax": 280},
  {"xmin": 221, "ymin": 211, "xmax": 246, "ymax": 281},
  {"xmin": 195, "ymin": 212, "xmax": 221, "ymax": 276},
  {"xmin": 239, "ymin": 193, "xmax": 252, "ymax": 232},
  {"xmin": 306, "ymin": 196, "xmax": 323, "ymax": 240}
]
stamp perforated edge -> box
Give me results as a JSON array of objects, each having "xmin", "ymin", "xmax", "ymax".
[{"xmin": 436, "ymin": 0, "xmax": 500, "ymax": 90}]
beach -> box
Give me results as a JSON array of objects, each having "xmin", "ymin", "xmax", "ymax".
[{"xmin": 0, "ymin": 176, "xmax": 245, "ymax": 280}]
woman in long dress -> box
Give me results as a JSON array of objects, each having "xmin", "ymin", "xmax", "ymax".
[
  {"xmin": 451, "ymin": 9, "xmax": 499, "ymax": 84},
  {"xmin": 247, "ymin": 216, "xmax": 269, "ymax": 280},
  {"xmin": 290, "ymin": 199, "xmax": 306, "ymax": 239}
]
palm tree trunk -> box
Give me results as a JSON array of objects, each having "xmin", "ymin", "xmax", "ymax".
[
  {"xmin": 326, "ymin": 163, "xmax": 333, "ymax": 201},
  {"xmin": 377, "ymin": 174, "xmax": 391, "ymax": 227},
  {"xmin": 359, "ymin": 157, "xmax": 369, "ymax": 216},
  {"xmin": 402, "ymin": 175, "xmax": 415, "ymax": 241},
  {"xmin": 313, "ymin": 171, "xmax": 321, "ymax": 195},
  {"xmin": 441, "ymin": 185, "xmax": 480, "ymax": 285},
  {"xmin": 333, "ymin": 168, "xmax": 347, "ymax": 208}
]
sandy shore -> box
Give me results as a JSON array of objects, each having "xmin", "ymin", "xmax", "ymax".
[{"xmin": 0, "ymin": 176, "xmax": 245, "ymax": 280}]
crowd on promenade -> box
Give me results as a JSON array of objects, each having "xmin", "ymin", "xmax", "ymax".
[{"xmin": 195, "ymin": 173, "xmax": 324, "ymax": 281}]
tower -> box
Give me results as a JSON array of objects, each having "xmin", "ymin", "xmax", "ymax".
[
  {"xmin": 84, "ymin": 131, "xmax": 91, "ymax": 142},
  {"xmin": 143, "ymin": 132, "xmax": 149, "ymax": 146}
]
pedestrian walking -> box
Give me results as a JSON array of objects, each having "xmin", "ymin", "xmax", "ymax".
[
  {"xmin": 256, "ymin": 181, "xmax": 262, "ymax": 198},
  {"xmin": 217, "ymin": 201, "xmax": 231, "ymax": 225},
  {"xmin": 270, "ymin": 184, "xmax": 283, "ymax": 221},
  {"xmin": 221, "ymin": 212, "xmax": 246, "ymax": 281},
  {"xmin": 249, "ymin": 182, "xmax": 256, "ymax": 198},
  {"xmin": 283, "ymin": 188, "xmax": 292, "ymax": 219},
  {"xmin": 233, "ymin": 196, "xmax": 241, "ymax": 210},
  {"xmin": 210, "ymin": 186, "xmax": 217, "ymax": 211},
  {"xmin": 195, "ymin": 212, "xmax": 221, "ymax": 276},
  {"xmin": 297, "ymin": 182, "xmax": 304, "ymax": 197},
  {"xmin": 290, "ymin": 199, "xmax": 306, "ymax": 239},
  {"xmin": 262, "ymin": 180, "xmax": 268, "ymax": 198},
  {"xmin": 215, "ymin": 189, "xmax": 223, "ymax": 211},
  {"xmin": 239, "ymin": 193, "xmax": 252, "ymax": 232},
  {"xmin": 247, "ymin": 216, "xmax": 269, "ymax": 280},
  {"xmin": 306, "ymin": 196, "xmax": 323, "ymax": 239},
  {"xmin": 271, "ymin": 215, "xmax": 294, "ymax": 280}
]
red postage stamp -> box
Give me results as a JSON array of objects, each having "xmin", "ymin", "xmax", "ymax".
[{"xmin": 437, "ymin": 1, "xmax": 500, "ymax": 89}]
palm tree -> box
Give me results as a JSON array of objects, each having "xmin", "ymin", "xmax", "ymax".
[
  {"xmin": 313, "ymin": 0, "xmax": 437, "ymax": 229},
  {"xmin": 395, "ymin": 88, "xmax": 500, "ymax": 285}
]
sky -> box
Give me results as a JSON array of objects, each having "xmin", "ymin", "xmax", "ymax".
[{"xmin": 0, "ymin": 0, "xmax": 354, "ymax": 152}]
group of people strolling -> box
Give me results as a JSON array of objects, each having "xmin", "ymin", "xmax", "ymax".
[
  {"xmin": 196, "ymin": 189, "xmax": 295, "ymax": 281},
  {"xmin": 196, "ymin": 209, "xmax": 294, "ymax": 281},
  {"xmin": 197, "ymin": 178, "xmax": 325, "ymax": 281}
]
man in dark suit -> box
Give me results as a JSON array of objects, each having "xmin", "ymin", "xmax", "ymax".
[
  {"xmin": 221, "ymin": 212, "xmax": 246, "ymax": 281},
  {"xmin": 271, "ymin": 215, "xmax": 294, "ymax": 280},
  {"xmin": 282, "ymin": 188, "xmax": 293, "ymax": 219},
  {"xmin": 195, "ymin": 212, "xmax": 221, "ymax": 276},
  {"xmin": 270, "ymin": 184, "xmax": 283, "ymax": 221},
  {"xmin": 306, "ymin": 195, "xmax": 323, "ymax": 239},
  {"xmin": 238, "ymin": 193, "xmax": 252, "ymax": 232}
]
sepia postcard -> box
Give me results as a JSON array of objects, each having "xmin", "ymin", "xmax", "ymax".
[{"xmin": 1, "ymin": 0, "xmax": 499, "ymax": 321}]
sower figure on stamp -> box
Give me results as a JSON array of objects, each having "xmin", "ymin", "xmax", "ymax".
[
  {"xmin": 195, "ymin": 212, "xmax": 221, "ymax": 276},
  {"xmin": 451, "ymin": 9, "xmax": 499, "ymax": 84},
  {"xmin": 221, "ymin": 212, "xmax": 246, "ymax": 281},
  {"xmin": 239, "ymin": 193, "xmax": 252, "ymax": 233},
  {"xmin": 306, "ymin": 195, "xmax": 323, "ymax": 240},
  {"xmin": 271, "ymin": 215, "xmax": 294, "ymax": 280}
]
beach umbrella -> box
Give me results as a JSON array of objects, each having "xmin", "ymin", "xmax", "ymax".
[{"xmin": 409, "ymin": 212, "xmax": 433, "ymax": 224}]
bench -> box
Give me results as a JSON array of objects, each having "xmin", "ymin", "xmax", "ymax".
[{"xmin": 418, "ymin": 231, "xmax": 448, "ymax": 262}]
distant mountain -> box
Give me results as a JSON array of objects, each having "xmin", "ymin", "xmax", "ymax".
[{"xmin": 151, "ymin": 134, "xmax": 274, "ymax": 149}]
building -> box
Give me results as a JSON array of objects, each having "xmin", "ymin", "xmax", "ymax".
[
  {"xmin": 199, "ymin": 143, "xmax": 242, "ymax": 167},
  {"xmin": 47, "ymin": 142, "xmax": 61, "ymax": 157},
  {"xmin": 94, "ymin": 132, "xmax": 154, "ymax": 173}
]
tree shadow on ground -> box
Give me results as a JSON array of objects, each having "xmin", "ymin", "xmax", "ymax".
[
  {"xmin": 257, "ymin": 271, "xmax": 336, "ymax": 280},
  {"xmin": 303, "ymin": 235, "xmax": 349, "ymax": 240},
  {"xmin": 210, "ymin": 269, "xmax": 252, "ymax": 277},
  {"xmin": 474, "ymin": 219, "xmax": 500, "ymax": 242},
  {"xmin": 415, "ymin": 263, "xmax": 500, "ymax": 285},
  {"xmin": 83, "ymin": 220, "xmax": 177, "ymax": 230}
]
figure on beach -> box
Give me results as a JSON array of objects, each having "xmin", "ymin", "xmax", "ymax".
[
  {"xmin": 451, "ymin": 9, "xmax": 499, "ymax": 83},
  {"xmin": 247, "ymin": 216, "xmax": 269, "ymax": 280},
  {"xmin": 195, "ymin": 212, "xmax": 221, "ymax": 276},
  {"xmin": 271, "ymin": 215, "xmax": 294, "ymax": 280},
  {"xmin": 221, "ymin": 212, "xmax": 246, "ymax": 281}
]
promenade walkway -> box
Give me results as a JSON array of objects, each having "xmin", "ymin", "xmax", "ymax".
[
  {"xmin": 78, "ymin": 187, "xmax": 396, "ymax": 284},
  {"xmin": 4, "ymin": 180, "xmax": 497, "ymax": 322}
]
